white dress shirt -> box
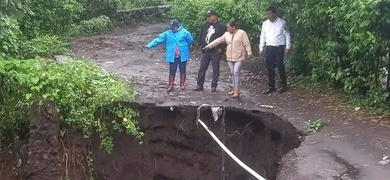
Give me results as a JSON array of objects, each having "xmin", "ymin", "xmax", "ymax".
[{"xmin": 259, "ymin": 17, "xmax": 291, "ymax": 51}]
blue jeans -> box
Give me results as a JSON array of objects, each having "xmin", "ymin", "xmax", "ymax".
[{"xmin": 169, "ymin": 57, "xmax": 187, "ymax": 76}]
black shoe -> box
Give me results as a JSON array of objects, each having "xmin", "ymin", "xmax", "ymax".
[
  {"xmin": 211, "ymin": 87, "xmax": 217, "ymax": 92},
  {"xmin": 262, "ymin": 87, "xmax": 276, "ymax": 94},
  {"xmin": 193, "ymin": 85, "xmax": 203, "ymax": 91},
  {"xmin": 278, "ymin": 86, "xmax": 287, "ymax": 94}
]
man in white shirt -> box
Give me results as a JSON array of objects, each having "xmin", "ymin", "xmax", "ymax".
[{"xmin": 259, "ymin": 6, "xmax": 291, "ymax": 94}]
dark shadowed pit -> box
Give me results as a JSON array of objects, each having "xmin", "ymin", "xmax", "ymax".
[
  {"xmin": 0, "ymin": 102, "xmax": 302, "ymax": 180},
  {"xmin": 91, "ymin": 103, "xmax": 302, "ymax": 180}
]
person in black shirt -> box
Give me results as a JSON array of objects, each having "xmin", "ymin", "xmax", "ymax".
[{"xmin": 193, "ymin": 10, "xmax": 226, "ymax": 92}]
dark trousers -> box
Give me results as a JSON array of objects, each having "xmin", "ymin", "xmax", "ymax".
[
  {"xmin": 196, "ymin": 51, "xmax": 221, "ymax": 88},
  {"xmin": 265, "ymin": 46, "xmax": 287, "ymax": 88},
  {"xmin": 169, "ymin": 57, "xmax": 186, "ymax": 76}
]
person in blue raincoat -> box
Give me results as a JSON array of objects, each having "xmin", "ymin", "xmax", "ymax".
[{"xmin": 145, "ymin": 20, "xmax": 194, "ymax": 92}]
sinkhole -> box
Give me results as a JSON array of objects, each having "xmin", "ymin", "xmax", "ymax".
[
  {"xmin": 91, "ymin": 103, "xmax": 302, "ymax": 180},
  {"xmin": 0, "ymin": 102, "xmax": 302, "ymax": 180}
]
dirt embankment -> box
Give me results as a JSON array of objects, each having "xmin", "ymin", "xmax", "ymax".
[{"xmin": 0, "ymin": 102, "xmax": 301, "ymax": 180}]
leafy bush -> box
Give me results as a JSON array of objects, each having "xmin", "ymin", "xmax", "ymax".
[
  {"xmin": 20, "ymin": 35, "xmax": 70, "ymax": 58},
  {"xmin": 0, "ymin": 17, "xmax": 22, "ymax": 58},
  {"xmin": 0, "ymin": 58, "xmax": 142, "ymax": 153},
  {"xmin": 76, "ymin": 15, "xmax": 114, "ymax": 36},
  {"xmin": 0, "ymin": 0, "xmax": 33, "ymax": 18},
  {"xmin": 305, "ymin": 119, "xmax": 328, "ymax": 133},
  {"xmin": 82, "ymin": 0, "xmax": 118, "ymax": 20},
  {"xmin": 16, "ymin": 0, "xmax": 122, "ymax": 38},
  {"xmin": 0, "ymin": 18, "xmax": 69, "ymax": 59},
  {"xmin": 279, "ymin": 0, "xmax": 390, "ymax": 110},
  {"xmin": 1, "ymin": 1, "xmax": 116, "ymax": 59},
  {"xmin": 19, "ymin": 0, "xmax": 83, "ymax": 38}
]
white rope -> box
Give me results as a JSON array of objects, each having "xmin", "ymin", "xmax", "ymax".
[{"xmin": 197, "ymin": 118, "xmax": 266, "ymax": 180}]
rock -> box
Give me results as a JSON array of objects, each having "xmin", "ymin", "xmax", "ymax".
[{"xmin": 54, "ymin": 55, "xmax": 72, "ymax": 63}]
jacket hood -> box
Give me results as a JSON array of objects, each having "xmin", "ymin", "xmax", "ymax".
[{"xmin": 167, "ymin": 25, "xmax": 184, "ymax": 33}]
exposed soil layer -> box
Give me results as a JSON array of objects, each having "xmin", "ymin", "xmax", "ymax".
[
  {"xmin": 91, "ymin": 103, "xmax": 301, "ymax": 180},
  {"xmin": 24, "ymin": 99, "xmax": 62, "ymax": 180},
  {"xmin": 0, "ymin": 100, "xmax": 88, "ymax": 180},
  {"xmin": 0, "ymin": 146, "xmax": 26, "ymax": 180}
]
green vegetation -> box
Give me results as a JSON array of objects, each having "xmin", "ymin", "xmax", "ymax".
[
  {"xmin": 305, "ymin": 119, "xmax": 328, "ymax": 133},
  {"xmin": 0, "ymin": 58, "xmax": 142, "ymax": 153},
  {"xmin": 1, "ymin": 0, "xmax": 115, "ymax": 59},
  {"xmin": 74, "ymin": 15, "xmax": 114, "ymax": 36},
  {"xmin": 0, "ymin": 0, "xmax": 153, "ymax": 153},
  {"xmin": 170, "ymin": 0, "xmax": 390, "ymax": 113}
]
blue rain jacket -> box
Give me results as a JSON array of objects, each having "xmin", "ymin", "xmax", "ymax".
[{"xmin": 146, "ymin": 25, "xmax": 193, "ymax": 62}]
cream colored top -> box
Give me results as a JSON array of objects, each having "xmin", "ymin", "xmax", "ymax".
[{"xmin": 206, "ymin": 29, "xmax": 252, "ymax": 61}]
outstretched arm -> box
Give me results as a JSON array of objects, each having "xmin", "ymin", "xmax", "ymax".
[
  {"xmin": 146, "ymin": 32, "xmax": 167, "ymax": 49},
  {"xmin": 205, "ymin": 33, "xmax": 226, "ymax": 49}
]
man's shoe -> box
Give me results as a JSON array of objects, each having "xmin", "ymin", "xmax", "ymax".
[
  {"xmin": 211, "ymin": 87, "xmax": 217, "ymax": 92},
  {"xmin": 278, "ymin": 86, "xmax": 287, "ymax": 94},
  {"xmin": 262, "ymin": 87, "xmax": 276, "ymax": 94},
  {"xmin": 193, "ymin": 85, "xmax": 203, "ymax": 91}
]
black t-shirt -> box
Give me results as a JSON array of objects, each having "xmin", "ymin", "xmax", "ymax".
[{"xmin": 198, "ymin": 21, "xmax": 226, "ymax": 51}]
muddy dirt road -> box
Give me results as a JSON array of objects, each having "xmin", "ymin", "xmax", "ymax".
[
  {"xmin": 71, "ymin": 23, "xmax": 390, "ymax": 180},
  {"xmin": 72, "ymin": 24, "xmax": 257, "ymax": 108}
]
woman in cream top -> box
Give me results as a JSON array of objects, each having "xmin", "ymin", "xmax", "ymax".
[{"xmin": 203, "ymin": 21, "xmax": 252, "ymax": 98}]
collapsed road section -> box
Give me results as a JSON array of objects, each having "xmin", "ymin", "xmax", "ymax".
[
  {"xmin": 90, "ymin": 103, "xmax": 303, "ymax": 180},
  {"xmin": 0, "ymin": 102, "xmax": 302, "ymax": 180}
]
